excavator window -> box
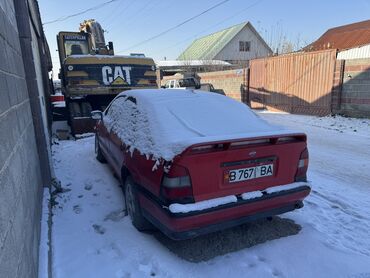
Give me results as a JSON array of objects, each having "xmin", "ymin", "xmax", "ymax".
[
  {"xmin": 64, "ymin": 40, "xmax": 89, "ymax": 56},
  {"xmin": 71, "ymin": 44, "xmax": 83, "ymax": 55}
]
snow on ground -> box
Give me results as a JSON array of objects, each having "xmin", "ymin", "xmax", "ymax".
[
  {"xmin": 49, "ymin": 112, "xmax": 370, "ymax": 278},
  {"xmin": 260, "ymin": 112, "xmax": 370, "ymax": 257},
  {"xmin": 38, "ymin": 188, "xmax": 50, "ymax": 278}
]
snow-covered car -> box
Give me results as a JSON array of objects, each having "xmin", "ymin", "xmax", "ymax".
[{"xmin": 91, "ymin": 89, "xmax": 311, "ymax": 240}]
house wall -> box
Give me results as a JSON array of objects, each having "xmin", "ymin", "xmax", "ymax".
[
  {"xmin": 337, "ymin": 44, "xmax": 370, "ymax": 60},
  {"xmin": 215, "ymin": 26, "xmax": 271, "ymax": 62},
  {"xmin": 0, "ymin": 0, "xmax": 51, "ymax": 277}
]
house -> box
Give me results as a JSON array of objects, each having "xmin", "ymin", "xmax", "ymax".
[
  {"xmin": 305, "ymin": 19, "xmax": 370, "ymax": 60},
  {"xmin": 177, "ymin": 21, "xmax": 273, "ymax": 65}
]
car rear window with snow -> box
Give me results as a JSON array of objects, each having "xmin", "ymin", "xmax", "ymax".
[{"xmin": 104, "ymin": 89, "xmax": 297, "ymax": 161}]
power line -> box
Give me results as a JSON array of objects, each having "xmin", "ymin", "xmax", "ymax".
[
  {"xmin": 112, "ymin": 0, "xmax": 156, "ymax": 31},
  {"xmin": 101, "ymin": 0, "xmax": 135, "ymax": 31},
  {"xmin": 99, "ymin": 0, "xmax": 127, "ymax": 24},
  {"xmin": 152, "ymin": 0, "xmax": 265, "ymax": 58},
  {"xmin": 43, "ymin": 0, "xmax": 122, "ymax": 25},
  {"xmin": 115, "ymin": 0, "xmax": 231, "ymax": 53},
  {"xmin": 104, "ymin": 0, "xmax": 148, "ymax": 33}
]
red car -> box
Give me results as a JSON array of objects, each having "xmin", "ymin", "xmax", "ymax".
[{"xmin": 91, "ymin": 89, "xmax": 310, "ymax": 240}]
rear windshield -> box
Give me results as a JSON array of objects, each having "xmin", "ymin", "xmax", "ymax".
[{"xmin": 147, "ymin": 91, "xmax": 281, "ymax": 143}]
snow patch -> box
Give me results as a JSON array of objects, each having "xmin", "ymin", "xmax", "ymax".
[
  {"xmin": 156, "ymin": 59, "xmax": 231, "ymax": 67},
  {"xmin": 169, "ymin": 195, "xmax": 237, "ymax": 214},
  {"xmin": 75, "ymin": 133, "xmax": 95, "ymax": 139},
  {"xmin": 241, "ymin": 191, "xmax": 264, "ymax": 200},
  {"xmin": 263, "ymin": 182, "xmax": 310, "ymax": 194},
  {"xmin": 67, "ymin": 54, "xmax": 153, "ymax": 60}
]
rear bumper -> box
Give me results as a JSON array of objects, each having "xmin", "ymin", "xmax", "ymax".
[{"xmin": 139, "ymin": 184, "xmax": 311, "ymax": 240}]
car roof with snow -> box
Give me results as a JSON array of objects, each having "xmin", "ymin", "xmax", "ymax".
[{"xmin": 105, "ymin": 89, "xmax": 299, "ymax": 160}]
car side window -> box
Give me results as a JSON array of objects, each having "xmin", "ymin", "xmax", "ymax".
[
  {"xmin": 104, "ymin": 95, "xmax": 126, "ymax": 116},
  {"xmin": 103, "ymin": 95, "xmax": 154, "ymax": 152},
  {"xmin": 104, "ymin": 96, "xmax": 139, "ymax": 138}
]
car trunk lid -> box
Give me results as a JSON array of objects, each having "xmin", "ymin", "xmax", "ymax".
[{"xmin": 172, "ymin": 133, "xmax": 307, "ymax": 202}]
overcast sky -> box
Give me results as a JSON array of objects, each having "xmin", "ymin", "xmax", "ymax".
[{"xmin": 39, "ymin": 0, "xmax": 370, "ymax": 74}]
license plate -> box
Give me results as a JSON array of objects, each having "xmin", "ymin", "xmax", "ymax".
[{"xmin": 228, "ymin": 164, "xmax": 273, "ymax": 183}]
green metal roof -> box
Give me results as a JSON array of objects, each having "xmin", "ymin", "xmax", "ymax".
[{"xmin": 178, "ymin": 22, "xmax": 247, "ymax": 60}]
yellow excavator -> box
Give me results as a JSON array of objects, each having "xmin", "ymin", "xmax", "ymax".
[{"xmin": 56, "ymin": 19, "xmax": 157, "ymax": 135}]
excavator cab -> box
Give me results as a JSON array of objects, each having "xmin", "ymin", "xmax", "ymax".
[
  {"xmin": 57, "ymin": 32, "xmax": 91, "ymax": 62},
  {"xmin": 55, "ymin": 19, "xmax": 157, "ymax": 136}
]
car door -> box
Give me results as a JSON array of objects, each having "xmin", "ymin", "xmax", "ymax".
[
  {"xmin": 95, "ymin": 97, "xmax": 119, "ymax": 172},
  {"xmin": 96, "ymin": 113, "xmax": 110, "ymax": 158}
]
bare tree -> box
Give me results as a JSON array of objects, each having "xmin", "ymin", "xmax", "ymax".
[{"xmin": 257, "ymin": 22, "xmax": 307, "ymax": 55}]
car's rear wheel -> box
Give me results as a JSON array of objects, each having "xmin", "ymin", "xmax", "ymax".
[
  {"xmin": 95, "ymin": 135, "xmax": 106, "ymax": 163},
  {"xmin": 124, "ymin": 176, "xmax": 153, "ymax": 231}
]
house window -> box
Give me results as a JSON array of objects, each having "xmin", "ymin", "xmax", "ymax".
[{"xmin": 239, "ymin": 41, "xmax": 251, "ymax": 52}]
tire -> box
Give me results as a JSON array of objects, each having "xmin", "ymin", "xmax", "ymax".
[
  {"xmin": 69, "ymin": 102, "xmax": 81, "ymax": 118},
  {"xmin": 95, "ymin": 135, "xmax": 106, "ymax": 163},
  {"xmin": 81, "ymin": 102, "xmax": 92, "ymax": 117},
  {"xmin": 124, "ymin": 176, "xmax": 153, "ymax": 231}
]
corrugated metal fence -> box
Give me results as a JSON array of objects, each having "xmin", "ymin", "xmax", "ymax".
[{"xmin": 248, "ymin": 49, "xmax": 337, "ymax": 115}]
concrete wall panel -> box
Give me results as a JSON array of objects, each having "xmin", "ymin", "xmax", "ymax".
[{"xmin": 0, "ymin": 0, "xmax": 46, "ymax": 277}]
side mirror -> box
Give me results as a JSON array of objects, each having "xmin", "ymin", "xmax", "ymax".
[{"xmin": 91, "ymin": 110, "xmax": 103, "ymax": 120}]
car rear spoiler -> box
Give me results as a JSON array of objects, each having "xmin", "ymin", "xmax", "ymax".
[{"xmin": 182, "ymin": 133, "xmax": 307, "ymax": 155}]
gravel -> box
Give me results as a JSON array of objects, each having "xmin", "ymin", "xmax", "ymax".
[{"xmin": 152, "ymin": 216, "xmax": 301, "ymax": 262}]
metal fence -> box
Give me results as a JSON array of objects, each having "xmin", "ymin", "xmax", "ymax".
[{"xmin": 248, "ymin": 49, "xmax": 337, "ymax": 115}]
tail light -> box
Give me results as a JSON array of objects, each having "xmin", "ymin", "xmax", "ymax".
[
  {"xmin": 295, "ymin": 148, "xmax": 309, "ymax": 182},
  {"xmin": 161, "ymin": 164, "xmax": 194, "ymax": 204}
]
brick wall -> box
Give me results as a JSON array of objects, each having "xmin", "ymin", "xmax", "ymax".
[
  {"xmin": 0, "ymin": 1, "xmax": 45, "ymax": 277},
  {"xmin": 338, "ymin": 58, "xmax": 370, "ymax": 117}
]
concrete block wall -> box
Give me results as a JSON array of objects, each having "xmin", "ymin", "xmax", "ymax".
[
  {"xmin": 339, "ymin": 58, "xmax": 370, "ymax": 117},
  {"xmin": 0, "ymin": 1, "xmax": 44, "ymax": 277},
  {"xmin": 198, "ymin": 69, "xmax": 247, "ymax": 102}
]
